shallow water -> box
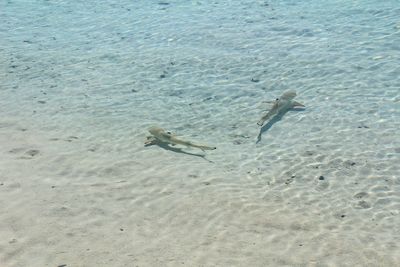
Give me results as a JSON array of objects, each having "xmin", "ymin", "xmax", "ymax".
[{"xmin": 1, "ymin": 0, "xmax": 400, "ymax": 266}]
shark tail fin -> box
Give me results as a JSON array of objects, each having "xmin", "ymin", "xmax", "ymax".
[{"xmin": 193, "ymin": 144, "xmax": 216, "ymax": 151}]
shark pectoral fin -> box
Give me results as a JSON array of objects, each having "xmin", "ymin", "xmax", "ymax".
[{"xmin": 292, "ymin": 101, "xmax": 305, "ymax": 107}]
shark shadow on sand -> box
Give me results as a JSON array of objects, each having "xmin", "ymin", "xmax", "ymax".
[
  {"xmin": 256, "ymin": 107, "xmax": 305, "ymax": 144},
  {"xmin": 144, "ymin": 140, "xmax": 214, "ymax": 163}
]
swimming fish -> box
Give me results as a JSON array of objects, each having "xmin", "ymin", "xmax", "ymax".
[
  {"xmin": 257, "ymin": 90, "xmax": 304, "ymax": 126},
  {"xmin": 145, "ymin": 126, "xmax": 216, "ymax": 151}
]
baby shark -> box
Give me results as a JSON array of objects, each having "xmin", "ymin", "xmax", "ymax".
[
  {"xmin": 257, "ymin": 90, "xmax": 305, "ymax": 126},
  {"xmin": 145, "ymin": 126, "xmax": 217, "ymax": 151}
]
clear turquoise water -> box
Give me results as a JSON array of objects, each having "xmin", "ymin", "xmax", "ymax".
[
  {"xmin": 1, "ymin": 1, "xmax": 399, "ymax": 266},
  {"xmin": 1, "ymin": 1, "xmax": 399, "ymax": 129}
]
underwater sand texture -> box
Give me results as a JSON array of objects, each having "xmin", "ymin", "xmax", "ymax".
[{"xmin": 1, "ymin": 0, "xmax": 400, "ymax": 266}]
